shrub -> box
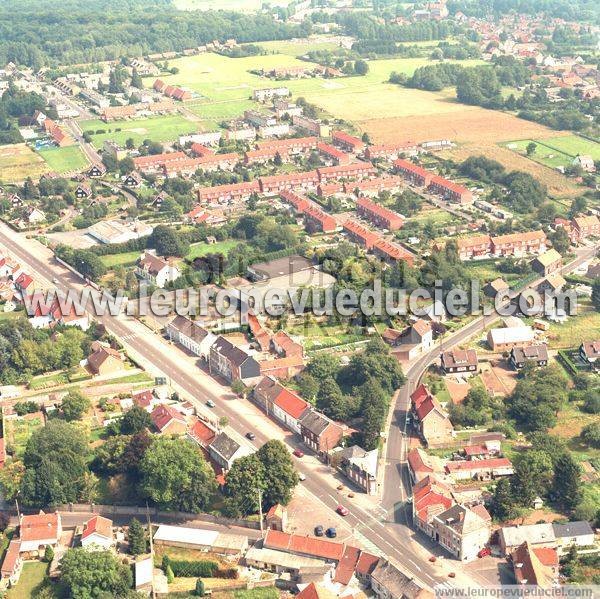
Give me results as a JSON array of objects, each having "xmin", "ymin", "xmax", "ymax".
[
  {"xmin": 215, "ymin": 567, "xmax": 239, "ymax": 579},
  {"xmin": 166, "ymin": 565, "xmax": 174, "ymax": 584},
  {"xmin": 168, "ymin": 559, "xmax": 218, "ymax": 578},
  {"xmin": 44, "ymin": 545, "xmax": 54, "ymax": 563}
]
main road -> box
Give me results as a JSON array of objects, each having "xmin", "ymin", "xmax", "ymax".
[{"xmin": 382, "ymin": 242, "xmax": 599, "ymax": 510}]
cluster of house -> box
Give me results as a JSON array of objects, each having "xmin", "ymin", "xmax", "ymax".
[
  {"xmin": 554, "ymin": 213, "xmax": 600, "ymax": 244},
  {"xmin": 152, "ymin": 79, "xmax": 192, "ymax": 102},
  {"xmin": 394, "ymin": 159, "xmax": 474, "ymax": 205},
  {"xmin": 261, "ymin": 64, "xmax": 343, "ymax": 80},
  {"xmin": 99, "ymin": 99, "xmax": 177, "ymax": 122},
  {"xmin": 455, "ymin": 230, "xmax": 547, "ymax": 260},
  {"xmin": 32, "ymin": 110, "xmax": 71, "ymax": 147},
  {"xmin": 0, "ymin": 250, "xmax": 38, "ymax": 313}
]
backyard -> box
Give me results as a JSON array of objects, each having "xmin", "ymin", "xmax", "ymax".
[
  {"xmin": 0, "ymin": 143, "xmax": 50, "ymax": 183},
  {"xmin": 3, "ymin": 413, "xmax": 45, "ymax": 458},
  {"xmin": 6, "ymin": 561, "xmax": 48, "ymax": 598}
]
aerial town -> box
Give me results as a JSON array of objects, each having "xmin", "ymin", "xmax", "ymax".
[{"xmin": 0, "ymin": 0, "xmax": 598, "ymax": 597}]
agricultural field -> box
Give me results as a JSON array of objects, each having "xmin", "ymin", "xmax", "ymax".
[
  {"xmin": 0, "ymin": 143, "xmax": 50, "ymax": 183},
  {"xmin": 504, "ymin": 135, "xmax": 600, "ymax": 171},
  {"xmin": 38, "ymin": 145, "xmax": 89, "ymax": 174},
  {"xmin": 258, "ymin": 37, "xmax": 343, "ymax": 57},
  {"xmin": 79, "ymin": 114, "xmax": 202, "ymax": 149}
]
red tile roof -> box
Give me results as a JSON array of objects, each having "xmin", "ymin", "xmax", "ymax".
[
  {"xmin": 151, "ymin": 404, "xmax": 186, "ymax": 432},
  {"xmin": 20, "ymin": 511, "xmax": 60, "ymax": 542},
  {"xmin": 334, "ymin": 545, "xmax": 361, "ymax": 584},
  {"xmin": 332, "ymin": 130, "xmax": 364, "ymax": 150},
  {"xmin": 264, "ymin": 529, "xmax": 345, "ymax": 561},
  {"xmin": 445, "ymin": 457, "xmax": 512, "ymax": 472},
  {"xmin": 81, "ymin": 515, "xmax": 113, "ymax": 541},
  {"xmin": 357, "ymin": 196, "xmax": 404, "ymax": 226},
  {"xmin": 132, "ymin": 389, "xmax": 154, "ymax": 409},
  {"xmin": 1, "ymin": 539, "xmax": 21, "ymax": 575},
  {"xmin": 188, "ymin": 419, "xmax": 216, "ymax": 446},
  {"xmin": 274, "ymin": 388, "xmax": 309, "ymax": 420}
]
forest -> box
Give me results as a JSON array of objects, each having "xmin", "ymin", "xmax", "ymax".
[{"xmin": 0, "ymin": 0, "xmax": 309, "ymax": 68}]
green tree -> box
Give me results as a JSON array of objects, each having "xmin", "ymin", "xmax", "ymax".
[
  {"xmin": 130, "ymin": 67, "xmax": 143, "ymax": 89},
  {"xmin": 44, "ymin": 545, "xmax": 54, "ymax": 563},
  {"xmin": 257, "ymin": 440, "xmax": 299, "ymax": 509},
  {"xmin": 139, "ymin": 437, "xmax": 217, "ymax": 511},
  {"xmin": 549, "ymin": 227, "xmax": 570, "ymax": 255},
  {"xmin": 195, "ymin": 579, "xmax": 205, "ymax": 597},
  {"xmin": 592, "ymin": 279, "xmax": 600, "ymax": 311},
  {"xmin": 0, "ymin": 460, "xmax": 25, "ymax": 501},
  {"xmin": 62, "ymin": 389, "xmax": 91, "ymax": 421},
  {"xmin": 128, "ymin": 518, "xmax": 146, "ymax": 555},
  {"xmin": 510, "ymin": 450, "xmax": 553, "ymax": 506},
  {"xmin": 490, "ymin": 478, "xmax": 516, "ymax": 521},
  {"xmin": 354, "ymin": 59, "xmax": 369, "ymax": 75},
  {"xmin": 120, "ymin": 406, "xmax": 153, "ymax": 435},
  {"xmin": 552, "ymin": 452, "xmax": 582, "ymax": 512},
  {"xmin": 224, "ymin": 453, "xmax": 265, "ymax": 516},
  {"xmin": 148, "ymin": 225, "xmax": 189, "ymax": 257},
  {"xmin": 21, "ymin": 421, "xmax": 88, "ymax": 506},
  {"xmin": 581, "ymin": 422, "xmax": 600, "ymax": 449},
  {"xmin": 59, "ymin": 548, "xmax": 133, "ymax": 599},
  {"xmin": 526, "ymin": 142, "xmax": 537, "ymax": 156}
]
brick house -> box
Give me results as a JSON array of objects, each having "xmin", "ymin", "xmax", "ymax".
[
  {"xmin": 151, "ymin": 404, "xmax": 187, "ymax": 436},
  {"xmin": 331, "ymin": 130, "xmax": 365, "ymax": 154},
  {"xmin": 393, "ymin": 159, "xmax": 433, "ymax": 187},
  {"xmin": 356, "ymin": 196, "xmax": 404, "ymax": 231},
  {"xmin": 209, "ymin": 336, "xmax": 260, "ymax": 383},
  {"xmin": 440, "ymin": 349, "xmax": 478, "ymax": 374},
  {"xmin": 531, "ymin": 248, "xmax": 562, "ymax": 276},
  {"xmin": 509, "ymin": 344, "xmax": 549, "ymax": 369},
  {"xmin": 428, "ymin": 176, "xmax": 473, "ymax": 204},
  {"xmin": 253, "ymin": 376, "xmax": 310, "ymax": 434},
  {"xmin": 299, "ymin": 410, "xmax": 343, "ymax": 458},
  {"xmin": 410, "ymin": 384, "xmax": 453, "ymax": 447}
]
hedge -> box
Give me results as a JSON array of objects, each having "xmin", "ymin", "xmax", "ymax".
[{"xmin": 168, "ymin": 559, "xmax": 218, "ymax": 578}]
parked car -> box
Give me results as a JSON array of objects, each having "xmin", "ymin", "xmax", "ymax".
[
  {"xmin": 314, "ymin": 525, "xmax": 324, "ymax": 537},
  {"xmin": 336, "ymin": 505, "xmax": 349, "ymax": 516},
  {"xmin": 293, "ymin": 449, "xmax": 304, "ymax": 458},
  {"xmin": 206, "ymin": 399, "xmax": 215, "ymax": 408},
  {"xmin": 326, "ymin": 527, "xmax": 337, "ymax": 538},
  {"xmin": 246, "ymin": 432, "xmax": 256, "ymax": 440},
  {"xmin": 299, "ymin": 473, "xmax": 306, "ymax": 481},
  {"xmin": 478, "ymin": 547, "xmax": 491, "ymax": 558}
]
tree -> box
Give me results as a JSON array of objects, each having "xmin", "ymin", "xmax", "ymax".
[
  {"xmin": 121, "ymin": 430, "xmax": 153, "ymax": 481},
  {"xmin": 490, "ymin": 478, "xmax": 516, "ymax": 521},
  {"xmin": 120, "ymin": 406, "xmax": 153, "ymax": 435},
  {"xmin": 549, "ymin": 227, "xmax": 570, "ymax": 255},
  {"xmin": 148, "ymin": 225, "xmax": 189, "ymax": 257},
  {"xmin": 44, "ymin": 545, "xmax": 54, "ymax": 563},
  {"xmin": 231, "ymin": 379, "xmax": 246, "ymax": 397},
  {"xmin": 130, "ymin": 67, "xmax": 143, "ymax": 89},
  {"xmin": 510, "ymin": 450, "xmax": 553, "ymax": 506},
  {"xmin": 139, "ymin": 438, "xmax": 217, "ymax": 511},
  {"xmin": 0, "ymin": 460, "xmax": 25, "ymax": 501},
  {"xmin": 20, "ymin": 420, "xmax": 88, "ymax": 506},
  {"xmin": 224, "ymin": 454, "xmax": 265, "ymax": 516},
  {"xmin": 552, "ymin": 452, "xmax": 582, "ymax": 512},
  {"xmin": 581, "ymin": 422, "xmax": 600, "ymax": 449},
  {"xmin": 317, "ymin": 377, "xmax": 352, "ymax": 420},
  {"xmin": 128, "ymin": 518, "xmax": 146, "ymax": 555},
  {"xmin": 354, "ymin": 59, "xmax": 369, "ymax": 75},
  {"xmin": 0, "ymin": 512, "xmax": 9, "ymax": 533},
  {"xmin": 257, "ymin": 440, "xmax": 299, "ymax": 509},
  {"xmin": 582, "ymin": 391, "xmax": 600, "ymax": 414},
  {"xmin": 592, "ymin": 279, "xmax": 600, "ymax": 312},
  {"xmin": 59, "ymin": 548, "xmax": 133, "ymax": 599},
  {"xmin": 526, "ymin": 142, "xmax": 537, "ymax": 156},
  {"xmin": 62, "ymin": 389, "xmax": 91, "ymax": 421}
]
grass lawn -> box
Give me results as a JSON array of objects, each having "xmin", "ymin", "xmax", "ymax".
[
  {"xmin": 537, "ymin": 135, "xmax": 600, "ymax": 160},
  {"xmin": 28, "ymin": 371, "xmax": 68, "ymax": 390},
  {"xmin": 6, "ymin": 561, "xmax": 48, "ymax": 598},
  {"xmin": 4, "ymin": 414, "xmax": 45, "ymax": 458},
  {"xmin": 79, "ymin": 114, "xmax": 202, "ymax": 149},
  {"xmin": 258, "ymin": 38, "xmax": 340, "ymax": 57},
  {"xmin": 38, "ymin": 145, "xmax": 89, "ymax": 174},
  {"xmin": 544, "ymin": 302, "xmax": 600, "ymax": 349},
  {"xmin": 186, "ymin": 240, "xmax": 238, "ymax": 260},
  {"xmin": 0, "ymin": 143, "xmax": 49, "ymax": 183},
  {"xmin": 409, "ymin": 207, "xmax": 454, "ymax": 226},
  {"xmin": 100, "ymin": 250, "xmax": 141, "ymax": 268},
  {"xmin": 0, "ymin": 310, "xmax": 21, "ymax": 322},
  {"xmin": 286, "ymin": 319, "xmax": 364, "ymax": 350}
]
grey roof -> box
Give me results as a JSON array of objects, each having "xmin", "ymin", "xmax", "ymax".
[
  {"xmin": 254, "ymin": 376, "xmax": 283, "ymax": 403},
  {"xmin": 248, "ymin": 255, "xmax": 313, "ymax": 280},
  {"xmin": 552, "ymin": 521, "xmax": 594, "ymax": 538},
  {"xmin": 212, "ymin": 336, "xmax": 254, "ymax": 367},
  {"xmin": 169, "ymin": 315, "xmax": 210, "ymax": 342},
  {"xmin": 500, "ymin": 523, "xmax": 555, "ymax": 547},
  {"xmin": 371, "ymin": 560, "xmax": 422, "ymax": 599},
  {"xmin": 300, "ymin": 410, "xmax": 334, "ymax": 436},
  {"xmin": 210, "ymin": 431, "xmax": 241, "ymax": 461},
  {"xmin": 511, "ymin": 344, "xmax": 549, "ymax": 362}
]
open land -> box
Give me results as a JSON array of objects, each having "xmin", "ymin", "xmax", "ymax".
[
  {"xmin": 0, "ymin": 143, "xmax": 50, "ymax": 183},
  {"xmin": 79, "ymin": 114, "xmax": 203, "ymax": 149},
  {"xmin": 38, "ymin": 145, "xmax": 90, "ymax": 174}
]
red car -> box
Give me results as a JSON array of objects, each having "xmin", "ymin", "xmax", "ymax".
[
  {"xmin": 478, "ymin": 547, "xmax": 491, "ymax": 558},
  {"xmin": 293, "ymin": 449, "xmax": 304, "ymax": 458},
  {"xmin": 336, "ymin": 505, "xmax": 349, "ymax": 516}
]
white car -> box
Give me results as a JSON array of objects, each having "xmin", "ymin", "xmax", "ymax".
[{"xmin": 299, "ymin": 473, "xmax": 306, "ymax": 481}]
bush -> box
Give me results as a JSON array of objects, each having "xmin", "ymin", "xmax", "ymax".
[
  {"xmin": 168, "ymin": 559, "xmax": 218, "ymax": 578},
  {"xmin": 44, "ymin": 545, "xmax": 54, "ymax": 563},
  {"xmin": 195, "ymin": 579, "xmax": 205, "ymax": 597},
  {"xmin": 215, "ymin": 567, "xmax": 239, "ymax": 579},
  {"xmin": 166, "ymin": 565, "xmax": 174, "ymax": 584}
]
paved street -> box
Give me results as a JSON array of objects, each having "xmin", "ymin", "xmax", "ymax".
[{"xmin": 1, "ymin": 223, "xmax": 596, "ymax": 591}]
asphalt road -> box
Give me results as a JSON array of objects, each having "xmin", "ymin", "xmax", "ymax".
[
  {"xmin": 381, "ymin": 242, "xmax": 599, "ymax": 511},
  {"xmin": 2, "ymin": 225, "xmax": 596, "ymax": 590}
]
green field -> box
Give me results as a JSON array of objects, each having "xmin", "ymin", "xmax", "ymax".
[
  {"xmin": 186, "ymin": 240, "xmax": 238, "ymax": 260},
  {"xmin": 100, "ymin": 250, "xmax": 141, "ymax": 268},
  {"xmin": 79, "ymin": 114, "xmax": 202, "ymax": 149},
  {"xmin": 152, "ymin": 52, "xmax": 485, "ymax": 125},
  {"xmin": 38, "ymin": 145, "xmax": 89, "ymax": 173},
  {"xmin": 258, "ymin": 38, "xmax": 340, "ymax": 57},
  {"xmin": 7, "ymin": 562, "xmax": 49, "ymax": 598},
  {"xmin": 505, "ymin": 135, "xmax": 600, "ymax": 170}
]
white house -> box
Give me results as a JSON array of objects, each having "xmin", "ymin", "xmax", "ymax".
[
  {"xmin": 552, "ymin": 521, "xmax": 595, "ymax": 554},
  {"xmin": 166, "ymin": 315, "xmax": 217, "ymax": 360},
  {"xmin": 81, "ymin": 515, "xmax": 114, "ymax": 550},
  {"xmin": 136, "ymin": 251, "xmax": 181, "ymax": 288},
  {"xmin": 208, "ymin": 431, "xmax": 253, "ymax": 472},
  {"xmin": 19, "ymin": 511, "xmax": 62, "ymax": 554}
]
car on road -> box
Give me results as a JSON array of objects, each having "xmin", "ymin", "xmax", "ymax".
[
  {"xmin": 478, "ymin": 547, "xmax": 491, "ymax": 558},
  {"xmin": 326, "ymin": 527, "xmax": 337, "ymax": 538},
  {"xmin": 292, "ymin": 449, "xmax": 304, "ymax": 458},
  {"xmin": 314, "ymin": 525, "xmax": 324, "ymax": 537},
  {"xmin": 246, "ymin": 432, "xmax": 255, "ymax": 440},
  {"xmin": 52, "ymin": 277, "xmax": 59, "ymax": 285},
  {"xmin": 206, "ymin": 399, "xmax": 215, "ymax": 408},
  {"xmin": 336, "ymin": 505, "xmax": 349, "ymax": 516},
  {"xmin": 298, "ymin": 473, "xmax": 306, "ymax": 481}
]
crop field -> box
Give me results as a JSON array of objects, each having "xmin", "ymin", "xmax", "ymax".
[
  {"xmin": 504, "ymin": 135, "xmax": 600, "ymax": 171},
  {"xmin": 38, "ymin": 145, "xmax": 89, "ymax": 173},
  {"xmin": 79, "ymin": 114, "xmax": 202, "ymax": 149},
  {"xmin": 0, "ymin": 143, "xmax": 49, "ymax": 182}
]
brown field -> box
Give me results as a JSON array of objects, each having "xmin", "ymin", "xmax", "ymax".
[
  {"xmin": 357, "ymin": 107, "xmax": 581, "ymax": 198},
  {"xmin": 0, "ymin": 143, "xmax": 50, "ymax": 183},
  {"xmin": 445, "ymin": 143, "xmax": 581, "ymax": 198}
]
